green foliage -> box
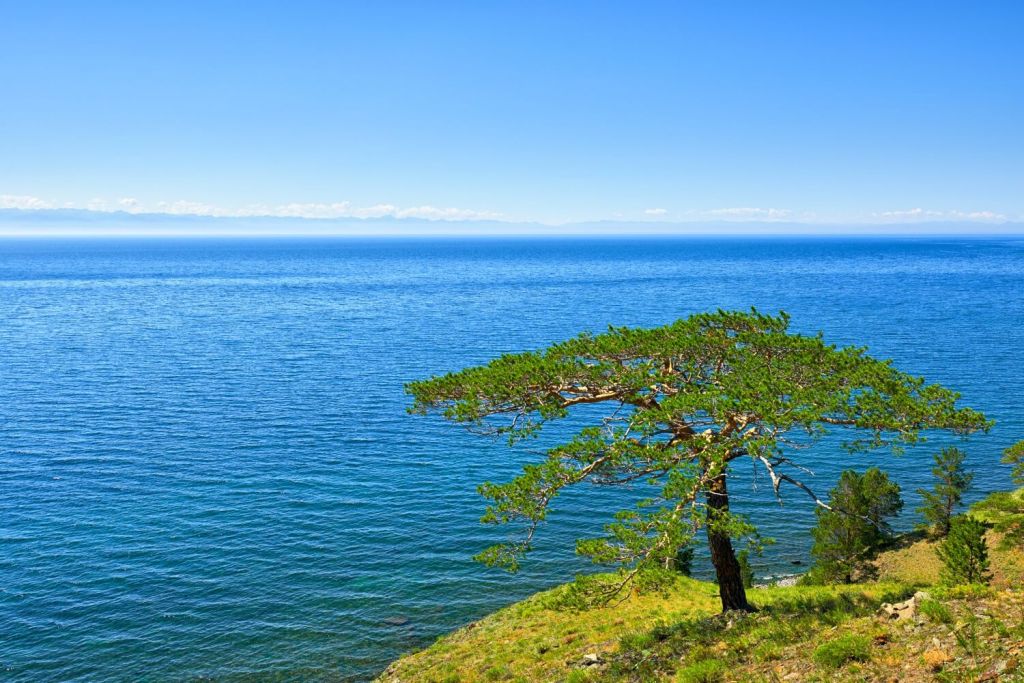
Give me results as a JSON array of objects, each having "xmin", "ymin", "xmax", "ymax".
[
  {"xmin": 809, "ymin": 468, "xmax": 903, "ymax": 583},
  {"xmin": 1003, "ymin": 440, "xmax": 1024, "ymax": 486},
  {"xmin": 937, "ymin": 514, "xmax": 991, "ymax": 586},
  {"xmin": 737, "ymin": 550, "xmax": 754, "ymax": 589},
  {"xmin": 811, "ymin": 633, "xmax": 872, "ymax": 669},
  {"xmin": 483, "ymin": 665, "xmax": 509, "ymax": 681},
  {"xmin": 930, "ymin": 582, "xmax": 994, "ymax": 601},
  {"xmin": 969, "ymin": 487, "xmax": 1024, "ymax": 549},
  {"xmin": 612, "ymin": 586, "xmax": 893, "ymax": 676},
  {"xmin": 597, "ymin": 584, "xmax": 902, "ymax": 681},
  {"xmin": 672, "ymin": 545, "xmax": 695, "ymax": 576},
  {"xmin": 919, "ymin": 598, "xmax": 954, "ymax": 624},
  {"xmin": 952, "ymin": 614, "xmax": 982, "ymax": 660},
  {"xmin": 916, "ymin": 447, "xmax": 973, "ymax": 536},
  {"xmin": 675, "ymin": 659, "xmax": 726, "ymax": 683},
  {"xmin": 406, "ymin": 309, "xmax": 989, "ymax": 603},
  {"xmin": 564, "ymin": 671, "xmax": 591, "ymax": 683}
]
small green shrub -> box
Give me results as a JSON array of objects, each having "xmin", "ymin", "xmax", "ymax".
[
  {"xmin": 619, "ymin": 630, "xmax": 657, "ymax": 651},
  {"xmin": 937, "ymin": 514, "xmax": 991, "ymax": 586},
  {"xmin": 812, "ymin": 633, "xmax": 872, "ymax": 669},
  {"xmin": 919, "ymin": 599, "xmax": 954, "ymax": 624},
  {"xmin": 676, "ymin": 658, "xmax": 727, "ymax": 683},
  {"xmin": 483, "ymin": 665, "xmax": 510, "ymax": 681},
  {"xmin": 991, "ymin": 618, "xmax": 1010, "ymax": 638},
  {"xmin": 737, "ymin": 550, "xmax": 754, "ymax": 588},
  {"xmin": 975, "ymin": 491, "xmax": 1020, "ymax": 515},
  {"xmin": 752, "ymin": 641, "xmax": 782, "ymax": 662},
  {"xmin": 931, "ymin": 583, "xmax": 994, "ymax": 600},
  {"xmin": 953, "ymin": 616, "xmax": 981, "ymax": 658},
  {"xmin": 970, "ymin": 488, "xmax": 1024, "ymax": 549}
]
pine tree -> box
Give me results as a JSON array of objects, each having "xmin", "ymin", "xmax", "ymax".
[
  {"xmin": 916, "ymin": 447, "xmax": 973, "ymax": 537},
  {"xmin": 1003, "ymin": 440, "xmax": 1024, "ymax": 486},
  {"xmin": 993, "ymin": 440, "xmax": 1024, "ymax": 547},
  {"xmin": 670, "ymin": 545, "xmax": 695, "ymax": 575},
  {"xmin": 408, "ymin": 310, "xmax": 988, "ymax": 612},
  {"xmin": 936, "ymin": 514, "xmax": 990, "ymax": 585},
  {"xmin": 809, "ymin": 468, "xmax": 903, "ymax": 584}
]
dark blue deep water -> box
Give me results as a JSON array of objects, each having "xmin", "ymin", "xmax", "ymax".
[{"xmin": 1, "ymin": 236, "xmax": 1022, "ymax": 681}]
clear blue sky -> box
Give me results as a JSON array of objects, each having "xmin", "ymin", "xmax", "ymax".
[{"xmin": 2, "ymin": 1, "xmax": 1022, "ymax": 225}]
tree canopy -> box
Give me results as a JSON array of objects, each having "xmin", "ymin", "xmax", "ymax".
[
  {"xmin": 809, "ymin": 467, "xmax": 903, "ymax": 584},
  {"xmin": 407, "ymin": 309, "xmax": 989, "ymax": 611},
  {"xmin": 937, "ymin": 514, "xmax": 991, "ymax": 586},
  {"xmin": 916, "ymin": 447, "xmax": 973, "ymax": 536},
  {"xmin": 1003, "ymin": 440, "xmax": 1024, "ymax": 486}
]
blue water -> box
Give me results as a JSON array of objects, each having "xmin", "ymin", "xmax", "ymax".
[{"xmin": 1, "ymin": 236, "xmax": 1022, "ymax": 681}]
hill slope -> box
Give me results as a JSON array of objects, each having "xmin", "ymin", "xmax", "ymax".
[{"xmin": 378, "ymin": 491, "xmax": 1024, "ymax": 682}]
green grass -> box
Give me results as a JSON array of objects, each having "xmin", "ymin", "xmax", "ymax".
[
  {"xmin": 378, "ymin": 577, "xmax": 1024, "ymax": 682},
  {"xmin": 812, "ymin": 634, "xmax": 872, "ymax": 669},
  {"xmin": 597, "ymin": 584, "xmax": 907, "ymax": 682},
  {"xmin": 675, "ymin": 659, "xmax": 727, "ymax": 683},
  {"xmin": 874, "ymin": 488, "xmax": 1024, "ymax": 589},
  {"xmin": 377, "ymin": 503, "xmax": 1024, "ymax": 683},
  {"xmin": 969, "ymin": 487, "xmax": 1024, "ymax": 526},
  {"xmin": 970, "ymin": 487, "xmax": 1024, "ymax": 551},
  {"xmin": 918, "ymin": 598, "xmax": 954, "ymax": 624},
  {"xmin": 376, "ymin": 576, "xmax": 906, "ymax": 683}
]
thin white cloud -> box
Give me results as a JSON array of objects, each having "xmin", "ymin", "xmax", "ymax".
[
  {"xmin": 874, "ymin": 208, "xmax": 1007, "ymax": 222},
  {"xmin": 0, "ymin": 196, "xmax": 501, "ymax": 221},
  {"xmin": 705, "ymin": 207, "xmax": 792, "ymax": 220},
  {"xmin": 394, "ymin": 205, "xmax": 500, "ymax": 220},
  {"xmin": 1, "ymin": 194, "xmax": 1015, "ymax": 225},
  {"xmin": 958, "ymin": 210, "xmax": 1005, "ymax": 220},
  {"xmin": 1, "ymin": 194, "xmax": 54, "ymax": 210},
  {"xmin": 877, "ymin": 208, "xmax": 943, "ymax": 219}
]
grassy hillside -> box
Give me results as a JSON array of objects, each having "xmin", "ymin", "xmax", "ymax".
[
  {"xmin": 875, "ymin": 487, "xmax": 1024, "ymax": 588},
  {"xmin": 378, "ymin": 491, "xmax": 1024, "ymax": 683}
]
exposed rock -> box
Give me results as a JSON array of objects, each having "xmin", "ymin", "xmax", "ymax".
[
  {"xmin": 879, "ymin": 591, "xmax": 930, "ymax": 621},
  {"xmin": 382, "ymin": 615, "xmax": 410, "ymax": 626},
  {"xmin": 580, "ymin": 653, "xmax": 602, "ymax": 666}
]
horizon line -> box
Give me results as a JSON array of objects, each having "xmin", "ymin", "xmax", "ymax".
[{"xmin": 1, "ymin": 207, "xmax": 1023, "ymax": 239}]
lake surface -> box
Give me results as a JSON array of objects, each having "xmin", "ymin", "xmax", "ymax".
[{"xmin": 1, "ymin": 236, "xmax": 1022, "ymax": 681}]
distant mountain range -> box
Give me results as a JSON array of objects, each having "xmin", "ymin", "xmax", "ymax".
[{"xmin": 1, "ymin": 208, "xmax": 1022, "ymax": 237}]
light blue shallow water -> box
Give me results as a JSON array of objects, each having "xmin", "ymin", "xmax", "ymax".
[{"xmin": 1, "ymin": 236, "xmax": 1022, "ymax": 681}]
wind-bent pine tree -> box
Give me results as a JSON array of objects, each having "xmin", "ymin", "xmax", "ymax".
[{"xmin": 406, "ymin": 310, "xmax": 989, "ymax": 613}]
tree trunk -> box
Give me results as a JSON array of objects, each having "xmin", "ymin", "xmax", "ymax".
[{"xmin": 706, "ymin": 473, "xmax": 753, "ymax": 612}]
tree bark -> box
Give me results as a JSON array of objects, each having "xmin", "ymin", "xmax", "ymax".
[{"xmin": 706, "ymin": 473, "xmax": 754, "ymax": 612}]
